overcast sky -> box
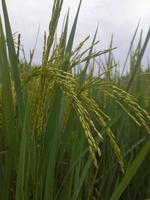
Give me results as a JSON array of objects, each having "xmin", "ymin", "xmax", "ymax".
[{"xmin": 1, "ymin": 0, "xmax": 150, "ymax": 68}]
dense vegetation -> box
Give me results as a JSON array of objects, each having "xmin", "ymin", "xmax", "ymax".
[{"xmin": 0, "ymin": 0, "xmax": 150, "ymax": 199}]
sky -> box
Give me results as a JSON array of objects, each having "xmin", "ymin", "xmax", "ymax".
[{"xmin": 0, "ymin": 0, "xmax": 150, "ymax": 69}]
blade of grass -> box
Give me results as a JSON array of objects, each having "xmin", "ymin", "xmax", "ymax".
[
  {"xmin": 0, "ymin": 15, "xmax": 15, "ymax": 200},
  {"xmin": 126, "ymin": 28, "xmax": 150, "ymax": 91},
  {"xmin": 121, "ymin": 21, "xmax": 140, "ymax": 77},
  {"xmin": 111, "ymin": 139, "xmax": 150, "ymax": 200},
  {"xmin": 63, "ymin": 0, "xmax": 82, "ymax": 71},
  {"xmin": 2, "ymin": 0, "xmax": 24, "ymax": 121},
  {"xmin": 16, "ymin": 101, "xmax": 30, "ymax": 200}
]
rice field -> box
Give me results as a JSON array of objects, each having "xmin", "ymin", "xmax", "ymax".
[{"xmin": 0, "ymin": 0, "xmax": 150, "ymax": 199}]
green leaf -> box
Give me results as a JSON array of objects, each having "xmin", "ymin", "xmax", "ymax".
[
  {"xmin": 111, "ymin": 139, "xmax": 150, "ymax": 200},
  {"xmin": 2, "ymin": 0, "xmax": 24, "ymax": 121}
]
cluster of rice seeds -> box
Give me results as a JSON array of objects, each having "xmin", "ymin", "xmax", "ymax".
[
  {"xmin": 27, "ymin": 66, "xmax": 56, "ymax": 136},
  {"xmin": 23, "ymin": 67, "xmax": 130, "ymax": 171},
  {"xmin": 73, "ymin": 100, "xmax": 101, "ymax": 168},
  {"xmin": 111, "ymin": 86, "xmax": 150, "ymax": 134},
  {"xmin": 27, "ymin": 67, "xmax": 77, "ymax": 137},
  {"xmin": 43, "ymin": 0, "xmax": 63, "ymax": 65},
  {"xmin": 29, "ymin": 77, "xmax": 49, "ymax": 136},
  {"xmin": 46, "ymin": 71, "xmax": 102, "ymax": 168},
  {"xmin": 79, "ymin": 94, "xmax": 124, "ymax": 172},
  {"xmin": 79, "ymin": 78, "xmax": 111, "ymax": 93},
  {"xmin": 29, "ymin": 80, "xmax": 43, "ymax": 136},
  {"xmin": 107, "ymin": 130, "xmax": 125, "ymax": 173},
  {"xmin": 42, "ymin": 69, "xmax": 125, "ymax": 170},
  {"xmin": 95, "ymin": 82, "xmax": 150, "ymax": 134},
  {"xmin": 78, "ymin": 78, "xmax": 149, "ymax": 171},
  {"xmin": 80, "ymin": 94, "xmax": 111, "ymax": 123}
]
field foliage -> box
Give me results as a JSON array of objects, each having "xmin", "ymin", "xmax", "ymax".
[{"xmin": 0, "ymin": 0, "xmax": 150, "ymax": 199}]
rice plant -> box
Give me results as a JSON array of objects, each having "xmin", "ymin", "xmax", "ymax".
[{"xmin": 0, "ymin": 0, "xmax": 150, "ymax": 199}]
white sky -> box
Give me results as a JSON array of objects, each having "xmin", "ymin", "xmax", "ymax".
[{"xmin": 0, "ymin": 0, "xmax": 150, "ymax": 67}]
